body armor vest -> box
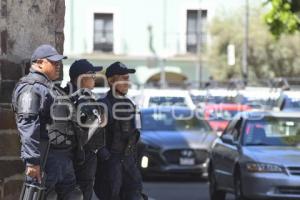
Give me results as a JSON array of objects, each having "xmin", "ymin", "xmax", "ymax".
[
  {"xmin": 105, "ymin": 94, "xmax": 140, "ymax": 155},
  {"xmin": 47, "ymin": 86, "xmax": 76, "ymax": 149},
  {"xmin": 70, "ymin": 88, "xmax": 106, "ymax": 151}
]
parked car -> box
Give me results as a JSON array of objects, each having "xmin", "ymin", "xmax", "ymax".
[
  {"xmin": 237, "ymin": 87, "xmax": 279, "ymax": 110},
  {"xmin": 93, "ymin": 87, "xmax": 140, "ymax": 101},
  {"xmin": 92, "ymin": 87, "xmax": 109, "ymax": 99},
  {"xmin": 274, "ymin": 91, "xmax": 300, "ymax": 111},
  {"xmin": 189, "ymin": 89, "xmax": 207, "ymax": 108},
  {"xmin": 189, "ymin": 89, "xmax": 238, "ymax": 108},
  {"xmin": 203, "ymin": 104, "xmax": 251, "ymax": 134},
  {"xmin": 209, "ymin": 111, "xmax": 300, "ymax": 200},
  {"xmin": 136, "ymin": 89, "xmax": 195, "ymax": 109},
  {"xmin": 138, "ymin": 107, "xmax": 217, "ymax": 178}
]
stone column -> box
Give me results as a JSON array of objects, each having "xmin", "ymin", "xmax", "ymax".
[{"xmin": 0, "ymin": 0, "xmax": 65, "ymax": 199}]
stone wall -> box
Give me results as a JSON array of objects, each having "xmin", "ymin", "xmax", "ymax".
[{"xmin": 0, "ymin": 0, "xmax": 65, "ymax": 199}]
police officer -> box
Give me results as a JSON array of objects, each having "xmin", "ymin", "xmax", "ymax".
[
  {"xmin": 94, "ymin": 61, "xmax": 144, "ymax": 200},
  {"xmin": 12, "ymin": 44, "xmax": 82, "ymax": 199},
  {"xmin": 64, "ymin": 59, "xmax": 105, "ymax": 200}
]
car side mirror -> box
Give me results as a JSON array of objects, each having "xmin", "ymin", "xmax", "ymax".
[{"xmin": 221, "ymin": 134, "xmax": 237, "ymax": 145}]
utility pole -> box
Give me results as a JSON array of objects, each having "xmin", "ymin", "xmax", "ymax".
[
  {"xmin": 242, "ymin": 0, "xmax": 249, "ymax": 84},
  {"xmin": 160, "ymin": 0, "xmax": 167, "ymax": 88},
  {"xmin": 196, "ymin": 0, "xmax": 202, "ymax": 89}
]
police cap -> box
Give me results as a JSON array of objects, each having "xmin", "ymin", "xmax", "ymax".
[
  {"xmin": 31, "ymin": 44, "xmax": 67, "ymax": 62},
  {"xmin": 105, "ymin": 61, "xmax": 136, "ymax": 78},
  {"xmin": 69, "ymin": 59, "xmax": 103, "ymax": 80}
]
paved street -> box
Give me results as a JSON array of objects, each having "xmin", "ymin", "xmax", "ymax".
[
  {"xmin": 92, "ymin": 177, "xmax": 235, "ymax": 200},
  {"xmin": 143, "ymin": 177, "xmax": 235, "ymax": 200}
]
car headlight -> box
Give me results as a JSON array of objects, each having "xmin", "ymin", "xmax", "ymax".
[
  {"xmin": 141, "ymin": 156, "xmax": 149, "ymax": 168},
  {"xmin": 246, "ymin": 162, "xmax": 284, "ymax": 173}
]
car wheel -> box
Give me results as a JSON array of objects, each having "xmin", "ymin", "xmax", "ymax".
[
  {"xmin": 234, "ymin": 171, "xmax": 248, "ymax": 200},
  {"xmin": 209, "ymin": 167, "xmax": 226, "ymax": 200}
]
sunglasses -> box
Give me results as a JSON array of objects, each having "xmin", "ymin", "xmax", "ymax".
[{"xmin": 46, "ymin": 59, "xmax": 61, "ymax": 66}]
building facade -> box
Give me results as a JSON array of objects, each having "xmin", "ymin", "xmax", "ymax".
[{"xmin": 63, "ymin": 0, "xmax": 249, "ymax": 86}]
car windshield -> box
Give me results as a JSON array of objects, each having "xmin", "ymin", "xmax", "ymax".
[
  {"xmin": 149, "ymin": 96, "xmax": 188, "ymax": 107},
  {"xmin": 191, "ymin": 95, "xmax": 206, "ymax": 105},
  {"xmin": 208, "ymin": 96, "xmax": 236, "ymax": 104},
  {"xmin": 243, "ymin": 117, "xmax": 300, "ymax": 146},
  {"xmin": 141, "ymin": 111, "xmax": 211, "ymax": 132}
]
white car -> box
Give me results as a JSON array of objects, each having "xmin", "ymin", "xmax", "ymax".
[
  {"xmin": 237, "ymin": 87, "xmax": 280, "ymax": 110},
  {"xmin": 92, "ymin": 87, "xmax": 141, "ymax": 102},
  {"xmin": 136, "ymin": 88, "xmax": 195, "ymax": 109},
  {"xmin": 274, "ymin": 90, "xmax": 300, "ymax": 111},
  {"xmin": 189, "ymin": 89, "xmax": 238, "ymax": 108},
  {"xmin": 92, "ymin": 87, "xmax": 110, "ymax": 99}
]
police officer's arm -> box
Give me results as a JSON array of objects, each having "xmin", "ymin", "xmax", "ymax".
[{"xmin": 16, "ymin": 90, "xmax": 42, "ymax": 166}]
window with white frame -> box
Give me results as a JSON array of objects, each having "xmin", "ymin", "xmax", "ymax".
[
  {"xmin": 94, "ymin": 13, "xmax": 113, "ymax": 52},
  {"xmin": 186, "ymin": 9, "xmax": 207, "ymax": 53}
]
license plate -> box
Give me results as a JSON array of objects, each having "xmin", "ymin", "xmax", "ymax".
[{"xmin": 179, "ymin": 158, "xmax": 195, "ymax": 165}]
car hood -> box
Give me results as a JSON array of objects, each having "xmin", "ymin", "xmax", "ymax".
[
  {"xmin": 141, "ymin": 130, "xmax": 217, "ymax": 149},
  {"xmin": 243, "ymin": 146, "xmax": 300, "ymax": 166}
]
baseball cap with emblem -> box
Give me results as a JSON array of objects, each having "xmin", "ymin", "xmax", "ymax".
[
  {"xmin": 105, "ymin": 61, "xmax": 136, "ymax": 78},
  {"xmin": 31, "ymin": 44, "xmax": 67, "ymax": 62}
]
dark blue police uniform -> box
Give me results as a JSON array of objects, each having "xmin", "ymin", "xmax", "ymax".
[
  {"xmin": 94, "ymin": 61, "xmax": 143, "ymax": 200},
  {"xmin": 12, "ymin": 70, "xmax": 81, "ymax": 199},
  {"xmin": 12, "ymin": 44, "xmax": 82, "ymax": 199},
  {"xmin": 65, "ymin": 82, "xmax": 105, "ymax": 200},
  {"xmin": 65, "ymin": 59, "xmax": 105, "ymax": 200}
]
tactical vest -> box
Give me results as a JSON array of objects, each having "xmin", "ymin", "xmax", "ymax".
[
  {"xmin": 105, "ymin": 94, "xmax": 140, "ymax": 155},
  {"xmin": 47, "ymin": 86, "xmax": 76, "ymax": 149},
  {"xmin": 12, "ymin": 74, "xmax": 76, "ymax": 149},
  {"xmin": 70, "ymin": 88, "xmax": 106, "ymax": 151}
]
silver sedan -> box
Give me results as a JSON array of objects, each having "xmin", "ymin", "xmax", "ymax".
[{"xmin": 209, "ymin": 111, "xmax": 300, "ymax": 200}]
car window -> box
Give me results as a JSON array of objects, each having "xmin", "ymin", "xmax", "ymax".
[
  {"xmin": 141, "ymin": 111, "xmax": 211, "ymax": 132},
  {"xmin": 191, "ymin": 95, "xmax": 206, "ymax": 105},
  {"xmin": 243, "ymin": 117, "xmax": 300, "ymax": 146},
  {"xmin": 206, "ymin": 96, "xmax": 236, "ymax": 104},
  {"xmin": 283, "ymin": 98, "xmax": 300, "ymax": 109},
  {"xmin": 148, "ymin": 96, "xmax": 188, "ymax": 107}
]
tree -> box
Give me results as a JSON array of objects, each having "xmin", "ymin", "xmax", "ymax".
[
  {"xmin": 208, "ymin": 8, "xmax": 300, "ymax": 82},
  {"xmin": 264, "ymin": 0, "xmax": 300, "ymax": 38}
]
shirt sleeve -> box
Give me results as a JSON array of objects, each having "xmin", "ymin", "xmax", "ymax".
[
  {"xmin": 17, "ymin": 114, "xmax": 41, "ymax": 165},
  {"xmin": 15, "ymin": 85, "xmax": 43, "ymax": 166}
]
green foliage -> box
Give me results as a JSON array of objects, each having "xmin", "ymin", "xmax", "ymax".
[
  {"xmin": 264, "ymin": 0, "xmax": 300, "ymax": 38},
  {"xmin": 208, "ymin": 8, "xmax": 300, "ymax": 82}
]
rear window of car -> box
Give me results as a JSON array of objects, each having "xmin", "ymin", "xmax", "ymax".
[
  {"xmin": 148, "ymin": 96, "xmax": 188, "ymax": 107},
  {"xmin": 141, "ymin": 111, "xmax": 211, "ymax": 132}
]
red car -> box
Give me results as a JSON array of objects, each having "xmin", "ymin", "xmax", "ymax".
[{"xmin": 203, "ymin": 104, "xmax": 251, "ymax": 133}]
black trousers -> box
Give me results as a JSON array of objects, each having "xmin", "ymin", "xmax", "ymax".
[
  {"xmin": 74, "ymin": 150, "xmax": 98, "ymax": 200},
  {"xmin": 94, "ymin": 154, "xmax": 143, "ymax": 200}
]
